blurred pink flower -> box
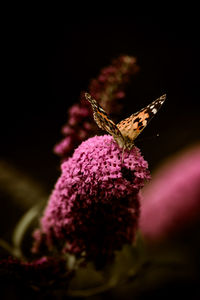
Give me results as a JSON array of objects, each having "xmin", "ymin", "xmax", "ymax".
[
  {"xmin": 89, "ymin": 55, "xmax": 139, "ymax": 116},
  {"xmin": 140, "ymin": 144, "xmax": 200, "ymax": 241},
  {"xmin": 54, "ymin": 55, "xmax": 139, "ymax": 160},
  {"xmin": 54, "ymin": 99, "xmax": 91, "ymax": 159},
  {"xmin": 0, "ymin": 256, "xmax": 72, "ymax": 293},
  {"xmin": 33, "ymin": 135, "xmax": 150, "ymax": 265}
]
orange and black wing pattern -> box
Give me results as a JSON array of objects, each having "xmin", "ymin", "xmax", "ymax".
[
  {"xmin": 117, "ymin": 94, "xmax": 166, "ymax": 148},
  {"xmin": 85, "ymin": 93, "xmax": 125, "ymax": 148}
]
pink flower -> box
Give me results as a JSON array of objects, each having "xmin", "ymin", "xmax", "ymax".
[
  {"xmin": 54, "ymin": 55, "xmax": 139, "ymax": 160},
  {"xmin": 0, "ymin": 256, "xmax": 72, "ymax": 293},
  {"xmin": 89, "ymin": 55, "xmax": 139, "ymax": 116},
  {"xmin": 53, "ymin": 100, "xmax": 91, "ymax": 158},
  {"xmin": 33, "ymin": 135, "xmax": 150, "ymax": 265},
  {"xmin": 140, "ymin": 144, "xmax": 200, "ymax": 241}
]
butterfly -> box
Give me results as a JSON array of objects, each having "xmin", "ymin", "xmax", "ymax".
[{"xmin": 85, "ymin": 92, "xmax": 166, "ymax": 150}]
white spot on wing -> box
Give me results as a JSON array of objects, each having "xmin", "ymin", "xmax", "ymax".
[{"xmin": 152, "ymin": 108, "xmax": 157, "ymax": 114}]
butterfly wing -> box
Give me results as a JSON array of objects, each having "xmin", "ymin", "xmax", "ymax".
[
  {"xmin": 85, "ymin": 93, "xmax": 125, "ymax": 148},
  {"xmin": 117, "ymin": 94, "xmax": 166, "ymax": 149}
]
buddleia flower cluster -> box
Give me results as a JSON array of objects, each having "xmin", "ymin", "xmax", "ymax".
[{"xmin": 33, "ymin": 135, "xmax": 150, "ymax": 266}]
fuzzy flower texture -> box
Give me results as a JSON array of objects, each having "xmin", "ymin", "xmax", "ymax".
[{"xmin": 33, "ymin": 135, "xmax": 150, "ymax": 264}]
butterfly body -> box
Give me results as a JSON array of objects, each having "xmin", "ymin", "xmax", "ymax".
[{"xmin": 85, "ymin": 93, "xmax": 166, "ymax": 150}]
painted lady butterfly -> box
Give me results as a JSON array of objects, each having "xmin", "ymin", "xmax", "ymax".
[{"xmin": 85, "ymin": 92, "xmax": 166, "ymax": 150}]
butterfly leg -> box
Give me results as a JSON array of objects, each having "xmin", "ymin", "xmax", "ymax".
[{"xmin": 121, "ymin": 146, "xmax": 125, "ymax": 165}]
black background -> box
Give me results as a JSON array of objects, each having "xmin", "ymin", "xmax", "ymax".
[
  {"xmin": 1, "ymin": 14, "xmax": 200, "ymax": 299},
  {"xmin": 1, "ymin": 16, "xmax": 200, "ymax": 191}
]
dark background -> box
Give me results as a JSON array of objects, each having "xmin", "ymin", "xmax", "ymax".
[
  {"xmin": 1, "ymin": 16, "xmax": 200, "ymax": 191},
  {"xmin": 0, "ymin": 15, "xmax": 200, "ymax": 299}
]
